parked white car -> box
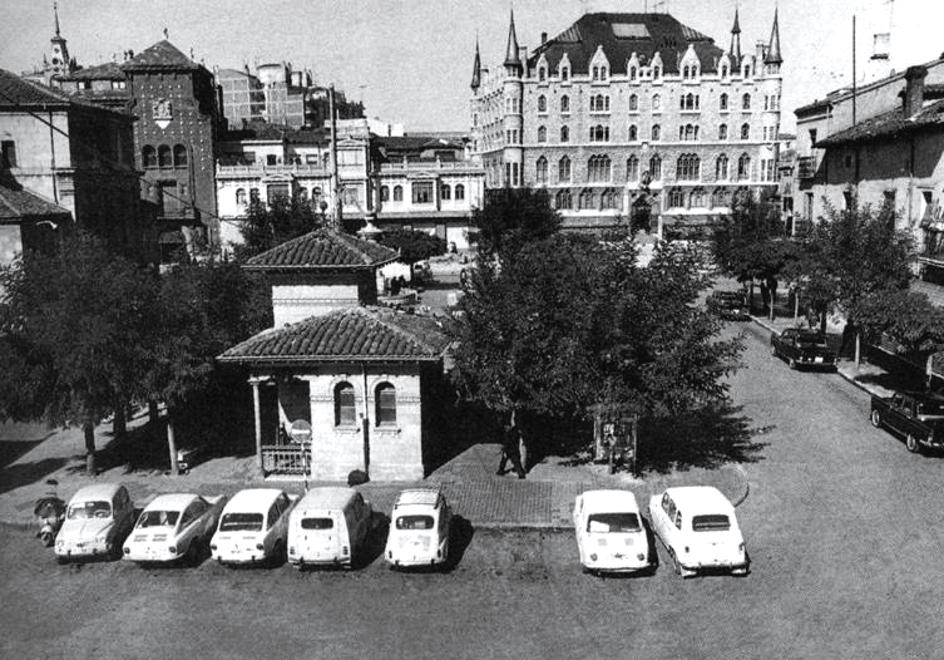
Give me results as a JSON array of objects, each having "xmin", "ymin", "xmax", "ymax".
[
  {"xmin": 287, "ymin": 487, "xmax": 373, "ymax": 569},
  {"xmin": 210, "ymin": 488, "xmax": 297, "ymax": 566},
  {"xmin": 573, "ymin": 489, "xmax": 651, "ymax": 575},
  {"xmin": 123, "ymin": 493, "xmax": 227, "ymax": 565},
  {"xmin": 385, "ymin": 488, "xmax": 451, "ymax": 568},
  {"xmin": 55, "ymin": 483, "xmax": 135, "ymax": 563},
  {"xmin": 647, "ymin": 486, "xmax": 749, "ymax": 578}
]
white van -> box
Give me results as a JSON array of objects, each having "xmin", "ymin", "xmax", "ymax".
[
  {"xmin": 287, "ymin": 487, "xmax": 372, "ymax": 569},
  {"xmin": 385, "ymin": 488, "xmax": 452, "ymax": 568}
]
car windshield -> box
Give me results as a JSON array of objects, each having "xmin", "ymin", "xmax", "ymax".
[
  {"xmin": 300, "ymin": 517, "xmax": 333, "ymax": 530},
  {"xmin": 67, "ymin": 500, "xmax": 111, "ymax": 520},
  {"xmin": 218, "ymin": 512, "xmax": 264, "ymax": 532},
  {"xmin": 587, "ymin": 513, "xmax": 641, "ymax": 533},
  {"xmin": 395, "ymin": 515, "xmax": 435, "ymax": 530},
  {"xmin": 136, "ymin": 510, "xmax": 180, "ymax": 528},
  {"xmin": 692, "ymin": 514, "xmax": 731, "ymax": 531}
]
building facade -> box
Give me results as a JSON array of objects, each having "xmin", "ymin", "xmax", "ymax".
[{"xmin": 470, "ymin": 10, "xmax": 783, "ymax": 237}]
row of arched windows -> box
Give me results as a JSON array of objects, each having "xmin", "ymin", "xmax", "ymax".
[
  {"xmin": 235, "ymin": 186, "xmax": 325, "ymax": 207},
  {"xmin": 378, "ymin": 183, "xmax": 465, "ymax": 202},
  {"xmin": 666, "ymin": 187, "xmax": 735, "ymax": 210},
  {"xmin": 553, "ymin": 186, "xmax": 738, "ymax": 212},
  {"xmin": 532, "ymin": 152, "xmax": 754, "ymax": 187},
  {"xmin": 334, "ymin": 382, "xmax": 396, "ymax": 426},
  {"xmin": 142, "ymin": 144, "xmax": 187, "ymax": 169}
]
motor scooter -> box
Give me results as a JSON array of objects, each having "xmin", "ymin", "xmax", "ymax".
[{"xmin": 33, "ymin": 479, "xmax": 66, "ymax": 547}]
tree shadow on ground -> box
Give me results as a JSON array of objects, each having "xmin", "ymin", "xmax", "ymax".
[
  {"xmin": 0, "ymin": 457, "xmax": 69, "ymax": 495},
  {"xmin": 0, "ymin": 439, "xmax": 47, "ymax": 468},
  {"xmin": 442, "ymin": 515, "xmax": 474, "ymax": 573},
  {"xmin": 354, "ymin": 510, "xmax": 390, "ymax": 570},
  {"xmin": 424, "ymin": 400, "xmax": 502, "ymax": 476}
]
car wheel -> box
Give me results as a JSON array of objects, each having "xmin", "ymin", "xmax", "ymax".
[
  {"xmin": 906, "ymin": 434, "xmax": 920, "ymax": 454},
  {"xmin": 870, "ymin": 410, "xmax": 881, "ymax": 428}
]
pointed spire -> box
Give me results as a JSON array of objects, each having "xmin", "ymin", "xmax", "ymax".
[
  {"xmin": 53, "ymin": 1, "xmax": 61, "ymax": 37},
  {"xmin": 730, "ymin": 7, "xmax": 742, "ymax": 64},
  {"xmin": 765, "ymin": 8, "xmax": 783, "ymax": 65},
  {"xmin": 504, "ymin": 9, "xmax": 521, "ymax": 69},
  {"xmin": 471, "ymin": 38, "xmax": 482, "ymax": 90}
]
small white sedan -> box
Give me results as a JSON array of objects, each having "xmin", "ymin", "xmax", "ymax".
[
  {"xmin": 210, "ymin": 488, "xmax": 297, "ymax": 566},
  {"xmin": 573, "ymin": 489, "xmax": 651, "ymax": 575},
  {"xmin": 55, "ymin": 483, "xmax": 135, "ymax": 563},
  {"xmin": 385, "ymin": 489, "xmax": 452, "ymax": 568},
  {"xmin": 123, "ymin": 493, "xmax": 227, "ymax": 565},
  {"xmin": 648, "ymin": 486, "xmax": 749, "ymax": 578}
]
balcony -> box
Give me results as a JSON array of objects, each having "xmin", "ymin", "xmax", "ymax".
[
  {"xmin": 797, "ymin": 157, "xmax": 817, "ymax": 180},
  {"xmin": 260, "ymin": 444, "xmax": 310, "ymax": 476},
  {"xmin": 216, "ymin": 163, "xmax": 327, "ymax": 178}
]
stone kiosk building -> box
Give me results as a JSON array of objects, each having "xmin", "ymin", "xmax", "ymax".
[{"xmin": 218, "ymin": 230, "xmax": 451, "ymax": 481}]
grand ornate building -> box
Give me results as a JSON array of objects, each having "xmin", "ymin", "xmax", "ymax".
[{"xmin": 470, "ymin": 9, "xmax": 784, "ymax": 237}]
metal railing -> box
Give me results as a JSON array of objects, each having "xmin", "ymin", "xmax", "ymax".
[
  {"xmin": 216, "ymin": 163, "xmax": 327, "ymax": 177},
  {"xmin": 260, "ymin": 444, "xmax": 310, "ymax": 476},
  {"xmin": 797, "ymin": 156, "xmax": 817, "ymax": 180}
]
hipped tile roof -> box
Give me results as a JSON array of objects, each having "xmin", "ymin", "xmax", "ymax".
[
  {"xmin": 218, "ymin": 306, "xmax": 450, "ymax": 364},
  {"xmin": 123, "ymin": 40, "xmax": 201, "ymax": 71},
  {"xmin": 0, "ymin": 68, "xmax": 71, "ymax": 107},
  {"xmin": 0, "ymin": 181, "xmax": 72, "ymax": 222},
  {"xmin": 817, "ymin": 99, "xmax": 944, "ymax": 146},
  {"xmin": 244, "ymin": 229, "xmax": 398, "ymax": 270}
]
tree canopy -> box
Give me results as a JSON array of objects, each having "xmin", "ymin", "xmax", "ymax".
[
  {"xmin": 234, "ymin": 195, "xmax": 322, "ymax": 261},
  {"xmin": 377, "ymin": 228, "xmax": 446, "ymax": 264},
  {"xmin": 471, "ymin": 188, "xmax": 561, "ymax": 259}
]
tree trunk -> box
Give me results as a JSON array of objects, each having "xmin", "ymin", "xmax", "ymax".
[
  {"xmin": 84, "ymin": 422, "xmax": 96, "ymax": 476},
  {"xmin": 854, "ymin": 331, "xmax": 862, "ymax": 369},
  {"xmin": 505, "ymin": 409, "xmax": 526, "ymax": 479},
  {"xmin": 113, "ymin": 398, "xmax": 127, "ymax": 439},
  {"xmin": 148, "ymin": 400, "xmax": 160, "ymax": 425},
  {"xmin": 167, "ymin": 413, "xmax": 179, "ymax": 476}
]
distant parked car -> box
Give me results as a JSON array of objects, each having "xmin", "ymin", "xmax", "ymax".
[
  {"xmin": 210, "ymin": 488, "xmax": 297, "ymax": 566},
  {"xmin": 287, "ymin": 487, "xmax": 373, "ymax": 569},
  {"xmin": 55, "ymin": 483, "xmax": 135, "ymax": 563},
  {"xmin": 573, "ymin": 489, "xmax": 652, "ymax": 575},
  {"xmin": 123, "ymin": 493, "xmax": 227, "ymax": 565},
  {"xmin": 706, "ymin": 290, "xmax": 750, "ymax": 321},
  {"xmin": 647, "ymin": 486, "xmax": 748, "ymax": 578},
  {"xmin": 385, "ymin": 488, "xmax": 452, "ymax": 568},
  {"xmin": 870, "ymin": 391, "xmax": 944, "ymax": 453},
  {"xmin": 770, "ymin": 328, "xmax": 836, "ymax": 369}
]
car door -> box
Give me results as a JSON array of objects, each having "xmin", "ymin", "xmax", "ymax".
[{"xmin": 885, "ymin": 396, "xmax": 906, "ymax": 434}]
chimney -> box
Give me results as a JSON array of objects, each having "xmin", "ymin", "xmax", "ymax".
[
  {"xmin": 541, "ymin": 32, "xmax": 547, "ymax": 44},
  {"xmin": 902, "ymin": 65, "xmax": 927, "ymax": 117},
  {"xmin": 755, "ymin": 40, "xmax": 766, "ymax": 62}
]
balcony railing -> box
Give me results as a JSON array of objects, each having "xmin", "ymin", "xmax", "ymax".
[
  {"xmin": 797, "ymin": 157, "xmax": 817, "ymax": 180},
  {"xmin": 378, "ymin": 161, "xmax": 482, "ymax": 173},
  {"xmin": 216, "ymin": 163, "xmax": 327, "ymax": 177},
  {"xmin": 260, "ymin": 444, "xmax": 310, "ymax": 476}
]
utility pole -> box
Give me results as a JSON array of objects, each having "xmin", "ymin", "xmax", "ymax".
[{"xmin": 329, "ymin": 84, "xmax": 342, "ymax": 230}]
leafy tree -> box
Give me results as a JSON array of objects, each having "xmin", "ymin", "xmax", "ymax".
[
  {"xmin": 856, "ymin": 289, "xmax": 944, "ymax": 355},
  {"xmin": 0, "ymin": 231, "xmax": 159, "ymax": 474},
  {"xmin": 234, "ymin": 195, "xmax": 322, "ymax": 261},
  {"xmin": 377, "ymin": 228, "xmax": 446, "ymax": 264},
  {"xmin": 472, "ymin": 188, "xmax": 561, "ymax": 259},
  {"xmin": 452, "ymin": 232, "xmax": 741, "ymax": 473}
]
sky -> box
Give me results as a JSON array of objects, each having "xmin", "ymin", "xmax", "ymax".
[{"xmin": 2, "ymin": 0, "xmax": 943, "ymax": 132}]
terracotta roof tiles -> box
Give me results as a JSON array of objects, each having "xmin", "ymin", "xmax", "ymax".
[
  {"xmin": 0, "ymin": 68, "xmax": 71, "ymax": 107},
  {"xmin": 244, "ymin": 229, "xmax": 398, "ymax": 270},
  {"xmin": 817, "ymin": 99, "xmax": 944, "ymax": 146},
  {"xmin": 0, "ymin": 182, "xmax": 72, "ymax": 221}
]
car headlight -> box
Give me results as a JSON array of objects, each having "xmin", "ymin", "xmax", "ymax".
[{"xmin": 589, "ymin": 553, "xmax": 598, "ymax": 561}]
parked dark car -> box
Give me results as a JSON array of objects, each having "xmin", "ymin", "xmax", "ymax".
[
  {"xmin": 769, "ymin": 328, "xmax": 836, "ymax": 369},
  {"xmin": 706, "ymin": 290, "xmax": 750, "ymax": 321},
  {"xmin": 870, "ymin": 391, "xmax": 944, "ymax": 453}
]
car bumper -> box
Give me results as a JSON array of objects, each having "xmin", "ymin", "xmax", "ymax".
[
  {"xmin": 55, "ymin": 542, "xmax": 111, "ymax": 559},
  {"xmin": 289, "ymin": 556, "xmax": 350, "ymax": 567},
  {"xmin": 123, "ymin": 547, "xmax": 183, "ymax": 563},
  {"xmin": 584, "ymin": 559, "xmax": 651, "ymax": 573},
  {"xmin": 213, "ymin": 551, "xmax": 267, "ymax": 565},
  {"xmin": 386, "ymin": 554, "xmax": 444, "ymax": 567},
  {"xmin": 679, "ymin": 558, "xmax": 749, "ymax": 574}
]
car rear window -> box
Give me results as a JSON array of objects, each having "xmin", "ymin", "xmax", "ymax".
[
  {"xmin": 300, "ymin": 517, "xmax": 334, "ymax": 530},
  {"xmin": 692, "ymin": 514, "xmax": 731, "ymax": 531},
  {"xmin": 67, "ymin": 501, "xmax": 111, "ymax": 520},
  {"xmin": 587, "ymin": 513, "xmax": 641, "ymax": 533},
  {"xmin": 395, "ymin": 515, "xmax": 434, "ymax": 530},
  {"xmin": 796, "ymin": 332, "xmax": 826, "ymax": 346},
  {"xmin": 137, "ymin": 510, "xmax": 180, "ymax": 528},
  {"xmin": 219, "ymin": 512, "xmax": 264, "ymax": 532}
]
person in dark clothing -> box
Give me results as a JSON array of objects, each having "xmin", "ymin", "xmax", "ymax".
[{"xmin": 496, "ymin": 416, "xmax": 526, "ymax": 478}]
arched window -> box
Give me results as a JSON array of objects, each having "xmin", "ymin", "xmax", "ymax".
[
  {"xmin": 555, "ymin": 189, "xmax": 573, "ymax": 210},
  {"xmin": 455, "ymin": 184, "xmax": 465, "ymax": 200},
  {"xmin": 690, "ymin": 188, "xmax": 707, "ymax": 208},
  {"xmin": 742, "ymin": 93, "xmax": 751, "ymax": 110},
  {"xmin": 157, "ymin": 145, "xmax": 172, "ymax": 168},
  {"xmin": 334, "ymin": 382, "xmax": 356, "ymax": 426},
  {"xmin": 235, "ymin": 188, "xmax": 247, "ymax": 206},
  {"xmin": 720, "ymin": 64, "xmax": 729, "ymax": 78},
  {"xmin": 715, "ymin": 154, "xmax": 729, "ymax": 181},
  {"xmin": 142, "ymin": 145, "xmax": 156, "ymax": 169},
  {"xmin": 719, "ymin": 124, "xmax": 728, "ymax": 140},
  {"xmin": 375, "ymin": 383, "xmax": 396, "ymax": 425},
  {"xmin": 601, "ymin": 189, "xmax": 619, "ymax": 209},
  {"xmin": 249, "ymin": 188, "xmax": 260, "ymax": 204},
  {"xmin": 668, "ymin": 188, "xmax": 685, "ymax": 208},
  {"xmin": 590, "ymin": 125, "xmax": 609, "ymax": 142},
  {"xmin": 741, "ymin": 123, "xmax": 751, "ymax": 140},
  {"xmin": 560, "ymin": 125, "xmax": 570, "ymax": 142},
  {"xmin": 538, "ymin": 66, "xmax": 547, "ymax": 82},
  {"xmin": 393, "ymin": 185, "xmax": 403, "ymax": 201},
  {"xmin": 588, "ymin": 155, "xmax": 611, "ymax": 182},
  {"xmin": 712, "ymin": 188, "xmax": 730, "ymax": 209},
  {"xmin": 629, "ymin": 66, "xmax": 637, "ymax": 81},
  {"xmin": 629, "ymin": 94, "xmax": 638, "ymax": 112},
  {"xmin": 737, "ymin": 153, "xmax": 751, "ymax": 181},
  {"xmin": 558, "ymin": 156, "xmax": 571, "ymax": 182},
  {"xmin": 651, "ymin": 124, "xmax": 661, "ymax": 141},
  {"xmin": 676, "ymin": 153, "xmax": 700, "ymax": 181},
  {"xmin": 560, "ymin": 65, "xmax": 570, "ymax": 81},
  {"xmin": 652, "ymin": 94, "xmax": 661, "ymax": 111},
  {"xmin": 652, "ymin": 66, "xmax": 661, "ymax": 80},
  {"xmin": 626, "ymin": 155, "xmax": 639, "ymax": 182},
  {"xmin": 537, "ymin": 126, "xmax": 547, "ymax": 143},
  {"xmin": 538, "ymin": 95, "xmax": 547, "ymax": 113},
  {"xmin": 440, "ymin": 184, "xmax": 451, "ymax": 200},
  {"xmin": 579, "ymin": 188, "xmax": 597, "ymax": 210},
  {"xmin": 173, "ymin": 144, "xmax": 187, "ymax": 167},
  {"xmin": 592, "ymin": 66, "xmax": 600, "ymax": 80},
  {"xmin": 629, "ymin": 124, "xmax": 638, "ymax": 141},
  {"xmin": 561, "ymin": 95, "xmax": 570, "ymax": 113},
  {"xmin": 648, "ymin": 155, "xmax": 662, "ymax": 181},
  {"xmin": 720, "ymin": 93, "xmax": 729, "ymax": 111},
  {"xmin": 535, "ymin": 156, "xmax": 548, "ymax": 184},
  {"xmin": 380, "ymin": 185, "xmax": 390, "ymax": 202}
]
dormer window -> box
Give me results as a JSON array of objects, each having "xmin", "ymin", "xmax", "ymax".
[
  {"xmin": 629, "ymin": 66, "xmax": 637, "ymax": 81},
  {"xmin": 538, "ymin": 66, "xmax": 547, "ymax": 81},
  {"xmin": 652, "ymin": 66, "xmax": 661, "ymax": 80}
]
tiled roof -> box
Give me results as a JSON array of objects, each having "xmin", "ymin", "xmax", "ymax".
[
  {"xmin": 0, "ymin": 181, "xmax": 72, "ymax": 221},
  {"xmin": 527, "ymin": 12, "xmax": 722, "ymax": 76},
  {"xmin": 0, "ymin": 68, "xmax": 71, "ymax": 108},
  {"xmin": 123, "ymin": 40, "xmax": 201, "ymax": 71},
  {"xmin": 817, "ymin": 99, "xmax": 944, "ymax": 146},
  {"xmin": 59, "ymin": 62, "xmax": 125, "ymax": 81},
  {"xmin": 244, "ymin": 229, "xmax": 398, "ymax": 270},
  {"xmin": 218, "ymin": 306, "xmax": 450, "ymax": 364}
]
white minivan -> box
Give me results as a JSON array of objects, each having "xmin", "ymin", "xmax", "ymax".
[
  {"xmin": 287, "ymin": 487, "xmax": 373, "ymax": 569},
  {"xmin": 385, "ymin": 488, "xmax": 452, "ymax": 568},
  {"xmin": 647, "ymin": 486, "xmax": 749, "ymax": 578},
  {"xmin": 210, "ymin": 488, "xmax": 297, "ymax": 566}
]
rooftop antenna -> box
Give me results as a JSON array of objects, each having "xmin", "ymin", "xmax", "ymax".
[
  {"xmin": 653, "ymin": 0, "xmax": 667, "ymax": 14},
  {"xmin": 162, "ymin": 27, "xmax": 169, "ymax": 39}
]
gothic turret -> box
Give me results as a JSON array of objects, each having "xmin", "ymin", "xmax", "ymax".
[
  {"xmin": 48, "ymin": 1, "xmax": 70, "ymax": 77},
  {"xmin": 730, "ymin": 8, "xmax": 742, "ymax": 66},
  {"xmin": 504, "ymin": 9, "xmax": 522, "ymax": 75},
  {"xmin": 764, "ymin": 8, "xmax": 783, "ymax": 69},
  {"xmin": 471, "ymin": 38, "xmax": 482, "ymax": 91}
]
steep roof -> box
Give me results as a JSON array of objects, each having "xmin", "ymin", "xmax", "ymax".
[
  {"xmin": 0, "ymin": 181, "xmax": 72, "ymax": 222},
  {"xmin": 528, "ymin": 12, "xmax": 722, "ymax": 75},
  {"xmin": 59, "ymin": 61, "xmax": 125, "ymax": 81},
  {"xmin": 123, "ymin": 40, "xmax": 201, "ymax": 71},
  {"xmin": 243, "ymin": 229, "xmax": 398, "ymax": 271},
  {"xmin": 218, "ymin": 306, "xmax": 450, "ymax": 364},
  {"xmin": 817, "ymin": 99, "xmax": 944, "ymax": 146},
  {"xmin": 0, "ymin": 68, "xmax": 71, "ymax": 108}
]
